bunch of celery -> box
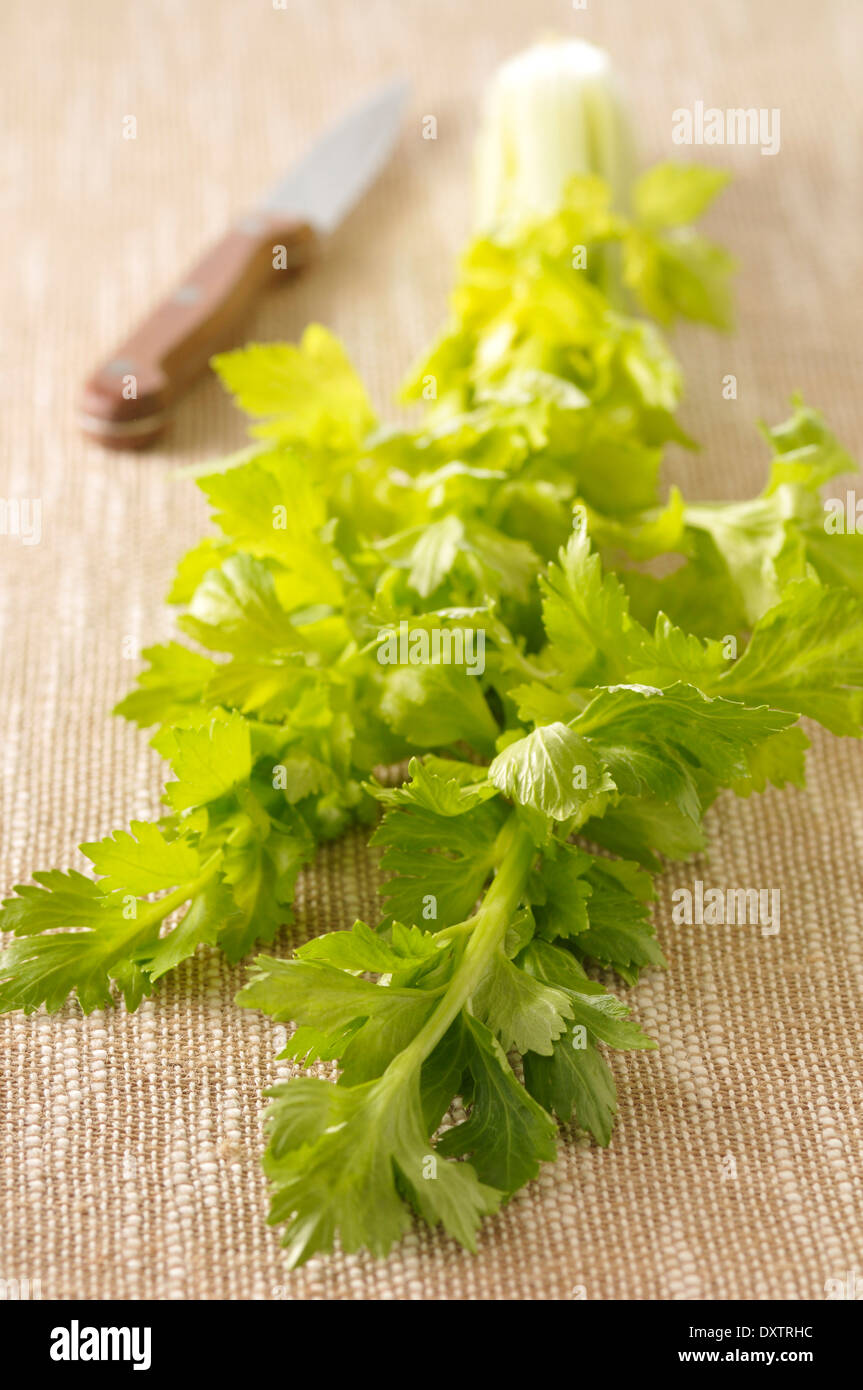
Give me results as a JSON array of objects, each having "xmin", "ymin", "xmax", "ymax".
[{"xmin": 2, "ymin": 42, "xmax": 859, "ymax": 1266}]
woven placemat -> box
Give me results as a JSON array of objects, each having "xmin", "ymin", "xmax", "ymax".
[{"xmin": 1, "ymin": 0, "xmax": 860, "ymax": 1300}]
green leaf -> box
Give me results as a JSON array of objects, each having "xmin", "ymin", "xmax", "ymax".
[
  {"xmin": 166, "ymin": 536, "xmax": 230, "ymax": 604},
  {"xmin": 272, "ymin": 751, "xmax": 339, "ymax": 804},
  {"xmin": 113, "ymin": 643, "xmax": 215, "ymax": 730},
  {"xmin": 180, "ymin": 554, "xmax": 303, "ymax": 657},
  {"xmin": 634, "ymin": 613, "xmax": 727, "ymax": 689},
  {"xmin": 802, "ymin": 527, "xmax": 863, "ymax": 600},
  {"xmin": 195, "ymin": 453, "xmax": 344, "ymax": 606},
  {"xmin": 163, "ymin": 713, "xmax": 252, "ymax": 811},
  {"xmin": 238, "ymin": 954, "xmax": 433, "ymax": 1050},
  {"xmin": 377, "ymin": 515, "xmax": 464, "ymax": 597},
  {"xmin": 520, "ymin": 939, "xmax": 656, "ymax": 1050},
  {"xmin": 379, "ymin": 662, "xmax": 499, "ymax": 754},
  {"xmin": 587, "ymin": 793, "xmax": 707, "ymax": 869},
  {"xmin": 762, "ymin": 396, "xmax": 855, "ymax": 493},
  {"xmin": 540, "ymin": 519, "xmax": 650, "ymax": 687},
  {"xmin": 717, "ymin": 578, "xmax": 863, "ymax": 736},
  {"xmin": 260, "ymin": 1074, "xmax": 500, "ymax": 1267},
  {"xmin": 0, "ymin": 869, "xmax": 120, "ymax": 937},
  {"xmin": 472, "ymin": 950, "xmax": 573, "ymax": 1056},
  {"xmin": 523, "ymin": 1035, "xmax": 618, "ymax": 1145},
  {"xmin": 570, "ymin": 859, "xmax": 665, "ymax": 983},
  {"xmin": 489, "ymin": 722, "xmax": 615, "ymax": 823},
  {"xmin": 371, "ymin": 756, "xmax": 497, "ymax": 817},
  {"xmin": 682, "ymin": 489, "xmax": 809, "ymax": 625},
  {"xmin": 634, "ymin": 163, "xmax": 730, "ymax": 229},
  {"xmin": 571, "ymin": 682, "xmax": 797, "ymax": 785},
  {"xmin": 372, "ymin": 796, "xmax": 506, "ymax": 929},
  {"xmin": 437, "ymin": 1014, "xmax": 558, "ymax": 1193},
  {"xmin": 731, "ymin": 726, "xmax": 810, "ymax": 797},
  {"xmin": 297, "ymin": 919, "xmax": 443, "ymax": 978},
  {"xmin": 621, "ymin": 531, "xmax": 748, "ymax": 639},
  {"xmin": 626, "ymin": 227, "xmax": 734, "ymax": 329},
  {"xmin": 529, "ymin": 843, "xmax": 592, "ymax": 941},
  {"xmin": 0, "ymin": 888, "xmax": 148, "ymax": 1016},
  {"xmin": 81, "ymin": 822, "xmax": 200, "ymax": 896},
  {"xmin": 137, "ymin": 879, "xmax": 233, "ymax": 982},
  {"xmin": 217, "ymin": 829, "xmax": 301, "ymax": 963},
  {"xmin": 212, "ymin": 325, "xmax": 375, "ymax": 450},
  {"xmin": 587, "ymin": 486, "xmax": 686, "ymax": 561}
]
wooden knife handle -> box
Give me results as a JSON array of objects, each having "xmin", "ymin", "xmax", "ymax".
[{"xmin": 79, "ymin": 215, "xmax": 316, "ymax": 449}]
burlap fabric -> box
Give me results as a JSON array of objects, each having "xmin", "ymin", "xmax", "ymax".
[{"xmin": 1, "ymin": 0, "xmax": 861, "ymax": 1301}]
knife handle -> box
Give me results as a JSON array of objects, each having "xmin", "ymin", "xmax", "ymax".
[{"xmin": 79, "ymin": 215, "xmax": 316, "ymax": 449}]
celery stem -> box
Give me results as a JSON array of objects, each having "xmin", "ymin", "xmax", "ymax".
[
  {"xmin": 122, "ymin": 849, "xmax": 223, "ymax": 948},
  {"xmin": 384, "ymin": 817, "xmax": 534, "ymax": 1083}
]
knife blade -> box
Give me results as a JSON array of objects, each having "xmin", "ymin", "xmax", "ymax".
[{"xmin": 79, "ymin": 79, "xmax": 409, "ymax": 449}]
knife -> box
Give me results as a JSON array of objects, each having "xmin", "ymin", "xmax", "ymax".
[{"xmin": 79, "ymin": 79, "xmax": 409, "ymax": 449}]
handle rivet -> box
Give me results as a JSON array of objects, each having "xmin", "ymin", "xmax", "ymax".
[{"xmin": 173, "ymin": 284, "xmax": 201, "ymax": 304}]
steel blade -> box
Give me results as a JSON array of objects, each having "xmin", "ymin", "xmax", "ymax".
[{"xmin": 260, "ymin": 78, "xmax": 409, "ymax": 233}]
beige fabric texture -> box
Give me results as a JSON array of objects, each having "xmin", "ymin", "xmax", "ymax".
[{"xmin": 1, "ymin": 0, "xmax": 861, "ymax": 1301}]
